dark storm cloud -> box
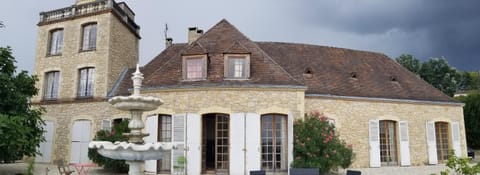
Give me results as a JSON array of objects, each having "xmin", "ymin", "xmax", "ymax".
[{"xmin": 295, "ymin": 0, "xmax": 480, "ymax": 71}]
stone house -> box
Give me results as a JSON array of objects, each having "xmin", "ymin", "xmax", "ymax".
[{"xmin": 32, "ymin": 0, "xmax": 466, "ymax": 174}]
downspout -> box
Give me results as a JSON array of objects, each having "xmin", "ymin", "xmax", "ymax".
[{"xmin": 185, "ymin": 112, "xmax": 188, "ymax": 175}]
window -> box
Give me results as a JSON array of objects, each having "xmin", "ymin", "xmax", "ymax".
[
  {"xmin": 261, "ymin": 114, "xmax": 287, "ymax": 172},
  {"xmin": 158, "ymin": 115, "xmax": 172, "ymax": 173},
  {"xmin": 81, "ymin": 23, "xmax": 97, "ymax": 51},
  {"xmin": 379, "ymin": 120, "xmax": 397, "ymax": 166},
  {"xmin": 435, "ymin": 122, "xmax": 450, "ymax": 162},
  {"xmin": 43, "ymin": 71, "xmax": 60, "ymax": 100},
  {"xmin": 49, "ymin": 29, "xmax": 63, "ymax": 55},
  {"xmin": 78, "ymin": 67, "xmax": 95, "ymax": 97},
  {"xmin": 224, "ymin": 55, "xmax": 250, "ymax": 79},
  {"xmin": 183, "ymin": 55, "xmax": 206, "ymax": 80}
]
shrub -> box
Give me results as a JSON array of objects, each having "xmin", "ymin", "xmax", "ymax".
[
  {"xmin": 439, "ymin": 150, "xmax": 480, "ymax": 175},
  {"xmin": 291, "ymin": 111, "xmax": 354, "ymax": 173},
  {"xmin": 88, "ymin": 120, "xmax": 130, "ymax": 173}
]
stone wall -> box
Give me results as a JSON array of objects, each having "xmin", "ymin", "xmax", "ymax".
[
  {"xmin": 305, "ymin": 96, "xmax": 466, "ymax": 168},
  {"xmin": 32, "ymin": 11, "xmax": 138, "ymax": 103},
  {"xmin": 40, "ymin": 87, "xmax": 305, "ymax": 162}
]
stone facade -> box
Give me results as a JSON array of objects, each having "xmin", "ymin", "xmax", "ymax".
[
  {"xmin": 39, "ymin": 87, "xmax": 305, "ymax": 165},
  {"xmin": 32, "ymin": 8, "xmax": 138, "ymax": 103},
  {"xmin": 305, "ymin": 96, "xmax": 466, "ymax": 168}
]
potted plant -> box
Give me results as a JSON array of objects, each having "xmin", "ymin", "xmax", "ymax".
[{"xmin": 291, "ymin": 111, "xmax": 355, "ymax": 175}]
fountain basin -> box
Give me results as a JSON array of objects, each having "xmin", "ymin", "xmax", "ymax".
[
  {"xmin": 89, "ymin": 141, "xmax": 175, "ymax": 160},
  {"xmin": 108, "ymin": 96, "xmax": 163, "ymax": 111}
]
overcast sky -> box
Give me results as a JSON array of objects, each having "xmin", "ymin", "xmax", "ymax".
[{"xmin": 1, "ymin": 0, "xmax": 479, "ymax": 73}]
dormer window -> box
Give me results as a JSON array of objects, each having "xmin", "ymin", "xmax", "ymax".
[
  {"xmin": 224, "ymin": 54, "xmax": 250, "ymax": 79},
  {"xmin": 183, "ymin": 55, "xmax": 207, "ymax": 80}
]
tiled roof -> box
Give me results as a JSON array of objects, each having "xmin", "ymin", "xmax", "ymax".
[{"xmin": 114, "ymin": 19, "xmax": 456, "ymax": 103}]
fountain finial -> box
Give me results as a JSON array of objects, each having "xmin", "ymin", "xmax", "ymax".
[{"xmin": 132, "ymin": 64, "xmax": 144, "ymax": 96}]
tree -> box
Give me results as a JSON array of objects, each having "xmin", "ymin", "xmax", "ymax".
[
  {"xmin": 395, "ymin": 54, "xmax": 421, "ymax": 75},
  {"xmin": 292, "ymin": 111, "xmax": 354, "ymax": 173},
  {"xmin": 419, "ymin": 58, "xmax": 460, "ymax": 97},
  {"xmin": 456, "ymin": 93, "xmax": 480, "ymax": 148},
  {"xmin": 0, "ymin": 46, "xmax": 45, "ymax": 163}
]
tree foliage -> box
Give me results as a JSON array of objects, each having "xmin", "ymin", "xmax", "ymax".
[
  {"xmin": 396, "ymin": 55, "xmax": 461, "ymax": 97},
  {"xmin": 395, "ymin": 54, "xmax": 421, "ymax": 75},
  {"xmin": 456, "ymin": 93, "xmax": 480, "ymax": 148},
  {"xmin": 88, "ymin": 120, "xmax": 130, "ymax": 173},
  {"xmin": 292, "ymin": 111, "xmax": 354, "ymax": 173},
  {"xmin": 419, "ymin": 58, "xmax": 460, "ymax": 97},
  {"xmin": 0, "ymin": 46, "xmax": 45, "ymax": 163}
]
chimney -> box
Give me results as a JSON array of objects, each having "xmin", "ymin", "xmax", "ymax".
[
  {"xmin": 188, "ymin": 27, "xmax": 203, "ymax": 44},
  {"xmin": 165, "ymin": 37, "xmax": 173, "ymax": 48}
]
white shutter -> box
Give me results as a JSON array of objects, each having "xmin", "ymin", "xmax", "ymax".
[
  {"xmin": 369, "ymin": 120, "xmax": 380, "ymax": 167},
  {"xmin": 426, "ymin": 121, "xmax": 438, "ymax": 165},
  {"xmin": 70, "ymin": 120, "xmax": 91, "ymax": 163},
  {"xmin": 87, "ymin": 68, "xmax": 94, "ymax": 96},
  {"xmin": 173, "ymin": 114, "xmax": 185, "ymax": 142},
  {"xmin": 172, "ymin": 114, "xmax": 186, "ymax": 173},
  {"xmin": 81, "ymin": 121, "xmax": 91, "ymax": 163},
  {"xmin": 230, "ymin": 113, "xmax": 245, "ymax": 175},
  {"xmin": 101, "ymin": 119, "xmax": 111, "ymax": 131},
  {"xmin": 245, "ymin": 113, "xmax": 261, "ymax": 171},
  {"xmin": 145, "ymin": 115, "xmax": 159, "ymax": 173},
  {"xmin": 399, "ymin": 121, "xmax": 411, "ymax": 166},
  {"xmin": 288, "ymin": 112, "xmax": 294, "ymax": 171},
  {"xmin": 186, "ymin": 113, "xmax": 201, "ymax": 175},
  {"xmin": 451, "ymin": 122, "xmax": 461, "ymax": 157},
  {"xmin": 36, "ymin": 121, "xmax": 55, "ymax": 163}
]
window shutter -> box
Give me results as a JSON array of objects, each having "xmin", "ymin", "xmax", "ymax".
[
  {"xmin": 230, "ymin": 113, "xmax": 245, "ymax": 174},
  {"xmin": 369, "ymin": 120, "xmax": 380, "ymax": 167},
  {"xmin": 245, "ymin": 113, "xmax": 261, "ymax": 171},
  {"xmin": 101, "ymin": 119, "xmax": 111, "ymax": 131},
  {"xmin": 173, "ymin": 114, "xmax": 185, "ymax": 142},
  {"xmin": 399, "ymin": 121, "xmax": 411, "ymax": 166},
  {"xmin": 145, "ymin": 115, "xmax": 159, "ymax": 173},
  {"xmin": 426, "ymin": 121, "xmax": 438, "ymax": 164},
  {"xmin": 186, "ymin": 113, "xmax": 201, "ymax": 175},
  {"xmin": 287, "ymin": 112, "xmax": 294, "ymax": 171},
  {"xmin": 451, "ymin": 122, "xmax": 461, "ymax": 157},
  {"xmin": 171, "ymin": 114, "xmax": 186, "ymax": 174}
]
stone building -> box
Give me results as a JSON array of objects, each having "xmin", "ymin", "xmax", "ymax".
[{"xmin": 32, "ymin": 0, "xmax": 466, "ymax": 174}]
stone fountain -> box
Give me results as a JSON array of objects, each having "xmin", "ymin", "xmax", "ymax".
[{"xmin": 89, "ymin": 64, "xmax": 175, "ymax": 175}]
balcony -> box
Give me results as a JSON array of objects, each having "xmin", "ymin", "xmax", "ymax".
[{"xmin": 39, "ymin": 0, "xmax": 139, "ymax": 33}]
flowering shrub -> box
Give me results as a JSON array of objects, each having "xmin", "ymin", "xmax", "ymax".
[
  {"xmin": 88, "ymin": 120, "xmax": 130, "ymax": 173},
  {"xmin": 291, "ymin": 111, "xmax": 354, "ymax": 173}
]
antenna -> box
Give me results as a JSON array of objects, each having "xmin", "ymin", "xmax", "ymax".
[{"xmin": 164, "ymin": 23, "xmax": 168, "ymax": 40}]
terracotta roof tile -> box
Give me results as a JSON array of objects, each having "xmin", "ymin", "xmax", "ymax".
[{"xmin": 113, "ymin": 19, "xmax": 456, "ymax": 103}]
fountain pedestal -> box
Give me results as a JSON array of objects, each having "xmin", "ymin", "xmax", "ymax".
[{"xmin": 89, "ymin": 65, "xmax": 175, "ymax": 175}]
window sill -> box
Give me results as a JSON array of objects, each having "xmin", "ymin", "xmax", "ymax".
[
  {"xmin": 181, "ymin": 78, "xmax": 207, "ymax": 82},
  {"xmin": 46, "ymin": 53, "xmax": 62, "ymax": 57},
  {"xmin": 79, "ymin": 48, "xmax": 96, "ymax": 52},
  {"xmin": 76, "ymin": 96, "xmax": 94, "ymax": 100},
  {"xmin": 41, "ymin": 98, "xmax": 58, "ymax": 102},
  {"xmin": 224, "ymin": 77, "xmax": 250, "ymax": 80}
]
